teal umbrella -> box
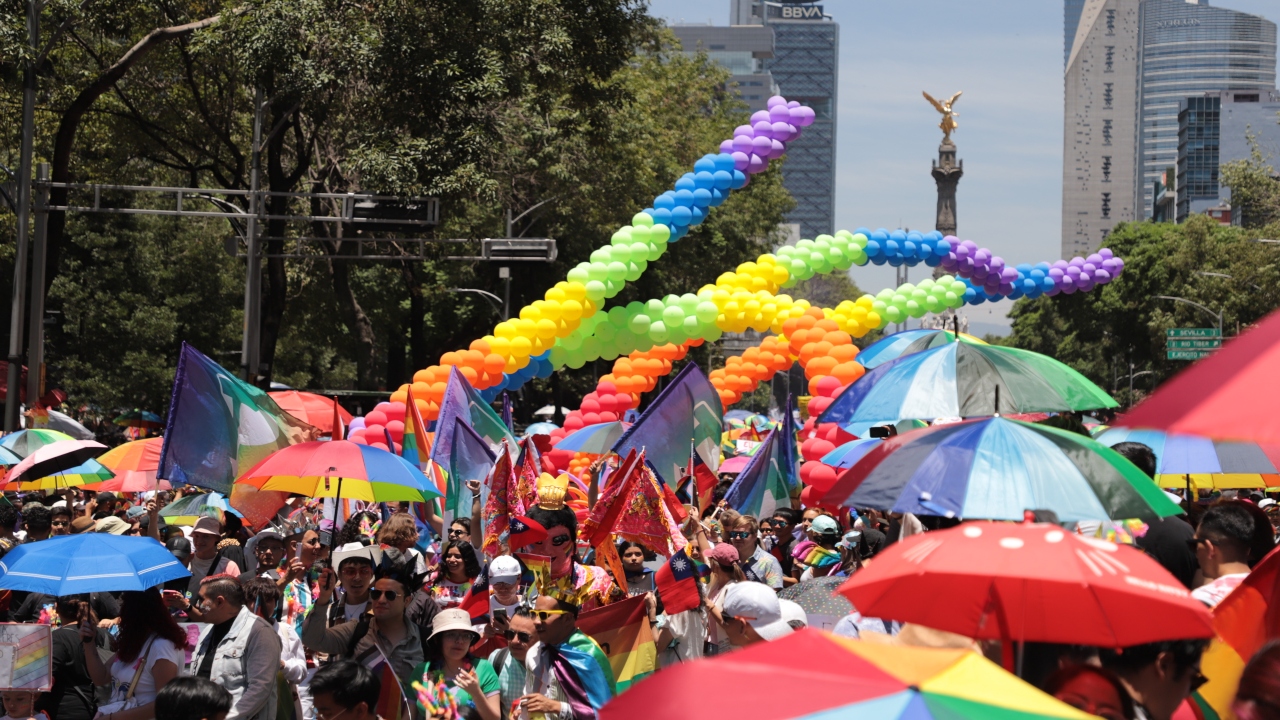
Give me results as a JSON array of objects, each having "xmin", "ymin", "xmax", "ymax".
[{"xmin": 555, "ymin": 421, "xmax": 631, "ymax": 454}]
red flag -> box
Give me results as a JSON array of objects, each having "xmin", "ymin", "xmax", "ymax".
[
  {"xmin": 332, "ymin": 397, "xmax": 346, "ymax": 440},
  {"xmin": 457, "ymin": 569, "xmax": 491, "ymax": 621},
  {"xmin": 508, "ymin": 515, "xmax": 548, "ymax": 551},
  {"xmin": 660, "ymin": 480, "xmax": 689, "ymax": 524},
  {"xmin": 655, "ymin": 547, "xmax": 701, "ymax": 615},
  {"xmin": 581, "ymin": 450, "xmax": 643, "ymax": 548}
]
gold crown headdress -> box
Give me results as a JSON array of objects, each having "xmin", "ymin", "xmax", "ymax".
[
  {"xmin": 534, "ymin": 570, "xmax": 591, "ymax": 610},
  {"xmin": 536, "ymin": 472, "xmax": 570, "ymax": 510}
]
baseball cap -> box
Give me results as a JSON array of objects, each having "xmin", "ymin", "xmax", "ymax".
[
  {"xmin": 705, "ymin": 543, "xmax": 739, "ymax": 566},
  {"xmin": 192, "ymin": 516, "xmax": 222, "ymax": 536},
  {"xmin": 94, "ymin": 492, "xmax": 117, "ymax": 503},
  {"xmin": 489, "ymin": 555, "xmax": 522, "ymax": 585},
  {"xmin": 69, "ymin": 517, "xmax": 95, "ymax": 534},
  {"xmin": 810, "ymin": 515, "xmax": 840, "ymax": 536},
  {"xmin": 836, "ymin": 530, "xmax": 862, "ymax": 550},
  {"xmin": 166, "ymin": 536, "xmax": 192, "ymax": 560},
  {"xmin": 722, "ymin": 582, "xmax": 793, "ymax": 641},
  {"xmin": 1259, "ymin": 498, "xmax": 1277, "ymax": 510},
  {"xmin": 94, "ymin": 516, "xmax": 130, "ymax": 535},
  {"xmin": 779, "ymin": 598, "xmax": 808, "ymax": 629},
  {"xmin": 126, "ymin": 506, "xmax": 148, "ymax": 519}
]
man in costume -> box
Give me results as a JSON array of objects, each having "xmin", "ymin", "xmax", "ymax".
[
  {"xmin": 516, "ymin": 577, "xmax": 615, "ymax": 719},
  {"xmin": 523, "ymin": 474, "xmax": 615, "ymax": 612}
]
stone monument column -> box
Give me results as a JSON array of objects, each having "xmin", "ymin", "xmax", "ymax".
[{"xmin": 932, "ymin": 139, "xmax": 962, "ymax": 236}]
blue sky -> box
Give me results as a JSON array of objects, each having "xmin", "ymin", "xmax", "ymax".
[{"xmin": 644, "ymin": 0, "xmax": 1279, "ymax": 332}]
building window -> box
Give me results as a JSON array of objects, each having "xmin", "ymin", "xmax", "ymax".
[
  {"xmin": 1104, "ymin": 82, "xmax": 1113, "ymax": 108},
  {"xmin": 709, "ymin": 45, "xmax": 726, "ymax": 50},
  {"xmin": 1234, "ymin": 94, "xmax": 1259, "ymax": 102},
  {"xmin": 1105, "ymin": 10, "xmax": 1115, "ymax": 35},
  {"xmin": 1102, "ymin": 156, "xmax": 1112, "ymax": 182},
  {"xmin": 1103, "ymin": 119, "xmax": 1113, "ymax": 146},
  {"xmin": 1101, "ymin": 192, "xmax": 1111, "ymax": 219},
  {"xmin": 1105, "ymin": 46, "xmax": 1114, "ymax": 73}
]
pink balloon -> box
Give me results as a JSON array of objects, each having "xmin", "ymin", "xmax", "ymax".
[
  {"xmin": 365, "ymin": 410, "xmax": 388, "ymax": 427},
  {"xmin": 583, "ymin": 412, "xmax": 602, "ymax": 425},
  {"xmin": 350, "ymin": 435, "xmax": 369, "ymax": 445},
  {"xmin": 370, "ymin": 442, "xmax": 390, "ymax": 451},
  {"xmin": 599, "ymin": 411, "xmax": 618, "ymax": 423},
  {"xmin": 597, "ymin": 381, "xmax": 617, "ymax": 395}
]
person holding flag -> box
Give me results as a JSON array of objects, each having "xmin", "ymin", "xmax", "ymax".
[{"xmin": 517, "ymin": 580, "xmax": 614, "ymax": 720}]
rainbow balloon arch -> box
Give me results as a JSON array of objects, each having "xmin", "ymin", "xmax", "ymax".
[{"xmin": 349, "ymin": 95, "xmax": 1124, "ymax": 464}]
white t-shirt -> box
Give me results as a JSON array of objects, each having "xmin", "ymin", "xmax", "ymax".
[
  {"xmin": 343, "ymin": 601, "xmax": 368, "ymax": 622},
  {"xmin": 108, "ymin": 636, "xmax": 185, "ymax": 706},
  {"xmin": 1191, "ymin": 573, "xmax": 1249, "ymax": 608}
]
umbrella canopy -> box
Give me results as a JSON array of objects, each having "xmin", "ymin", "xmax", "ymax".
[
  {"xmin": 554, "ymin": 421, "xmax": 630, "ymax": 454},
  {"xmin": 113, "ymin": 409, "xmax": 164, "ymax": 429},
  {"xmin": 819, "ymin": 343, "xmax": 1117, "ymax": 429},
  {"xmin": 8, "ymin": 458, "xmax": 114, "ymax": 491},
  {"xmin": 599, "ymin": 629, "xmax": 1092, "ymax": 720},
  {"xmin": 4, "ymin": 439, "xmax": 108, "ymax": 485},
  {"xmin": 533, "ymin": 405, "xmax": 571, "ymax": 416},
  {"xmin": 0, "ymin": 534, "xmax": 189, "ymax": 594},
  {"xmin": 857, "ymin": 328, "xmax": 988, "ymax": 369},
  {"xmin": 718, "ymin": 455, "xmax": 752, "ymax": 474},
  {"xmin": 84, "ymin": 438, "xmax": 168, "ymax": 493},
  {"xmin": 0, "ymin": 428, "xmax": 75, "ymax": 457},
  {"xmin": 159, "ymin": 491, "xmax": 244, "ymax": 526},
  {"xmin": 1096, "ymin": 428, "xmax": 1280, "ymax": 490},
  {"xmin": 837, "ymin": 522, "xmax": 1214, "ymax": 648},
  {"xmin": 45, "ymin": 410, "xmax": 96, "ymax": 440},
  {"xmin": 723, "ymin": 409, "xmax": 754, "ymax": 424},
  {"xmin": 820, "ymin": 438, "xmax": 884, "ymax": 469},
  {"xmin": 268, "ymin": 391, "xmax": 353, "ymax": 435},
  {"xmin": 0, "ymin": 446, "xmax": 22, "ymax": 466},
  {"xmin": 1120, "ymin": 308, "xmax": 1280, "ymax": 444},
  {"xmin": 777, "ymin": 575, "xmax": 852, "ymax": 620},
  {"xmin": 522, "ymin": 422, "xmax": 560, "ymax": 438},
  {"xmin": 236, "ymin": 440, "xmax": 442, "ymax": 503},
  {"xmin": 821, "ymin": 417, "xmax": 1182, "ymax": 522}
]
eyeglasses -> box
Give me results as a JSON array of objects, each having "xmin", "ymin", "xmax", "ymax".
[
  {"xmin": 534, "ymin": 609, "xmax": 570, "ymax": 622},
  {"xmin": 340, "ymin": 565, "xmax": 373, "ymax": 577},
  {"xmin": 368, "ymin": 589, "xmax": 399, "ymax": 601},
  {"xmin": 1188, "ymin": 669, "xmax": 1208, "ymax": 693},
  {"xmin": 549, "ymin": 535, "xmax": 572, "ymax": 547},
  {"xmin": 728, "ymin": 531, "xmax": 752, "ymax": 540},
  {"xmin": 504, "ymin": 630, "xmax": 533, "ymax": 643},
  {"xmin": 51, "ymin": 521, "xmax": 69, "ymax": 527},
  {"xmin": 316, "ymin": 707, "xmax": 349, "ymax": 720}
]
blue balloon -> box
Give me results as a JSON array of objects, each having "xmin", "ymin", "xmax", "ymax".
[
  {"xmin": 692, "ymin": 188, "xmax": 713, "ymax": 207},
  {"xmin": 674, "ymin": 176, "xmax": 696, "ymax": 192},
  {"xmin": 902, "ymin": 240, "xmax": 917, "ymax": 259},
  {"xmin": 690, "ymin": 205, "xmax": 706, "ymax": 226},
  {"xmin": 934, "ymin": 237, "xmax": 951, "ymax": 256},
  {"xmin": 654, "ymin": 193, "xmax": 676, "ymax": 210},
  {"xmin": 963, "ymin": 287, "xmax": 978, "ymax": 304},
  {"xmin": 884, "ymin": 239, "xmax": 900, "ymax": 257},
  {"xmin": 673, "ymin": 189, "xmax": 695, "ymax": 207},
  {"xmin": 709, "ymin": 188, "xmax": 727, "ymax": 207},
  {"xmin": 670, "ymin": 206, "xmax": 692, "ymax": 225},
  {"xmin": 694, "ymin": 156, "xmax": 717, "ymax": 173},
  {"xmin": 854, "ymin": 227, "xmax": 871, "ymax": 237},
  {"xmin": 890, "ymin": 229, "xmax": 907, "ymax": 243},
  {"xmin": 694, "ymin": 171, "xmax": 715, "ymax": 189},
  {"xmin": 730, "ymin": 170, "xmax": 748, "ymax": 189},
  {"xmin": 864, "ymin": 240, "xmax": 882, "ymax": 258},
  {"xmin": 651, "ymin": 207, "xmax": 672, "ymax": 225},
  {"xmin": 1041, "ymin": 277, "xmax": 1056, "ymax": 293},
  {"xmin": 712, "ymin": 170, "xmax": 733, "ymax": 190},
  {"xmin": 871, "ymin": 255, "xmax": 887, "ymax": 266},
  {"xmin": 871, "ymin": 229, "xmax": 889, "ymax": 244},
  {"xmin": 925, "ymin": 255, "xmax": 941, "ymax": 267},
  {"xmin": 670, "ymin": 224, "xmax": 688, "ymax": 241},
  {"xmin": 887, "ymin": 256, "xmax": 903, "ymax": 267},
  {"xmin": 714, "ymin": 153, "xmax": 736, "ymax": 173}
]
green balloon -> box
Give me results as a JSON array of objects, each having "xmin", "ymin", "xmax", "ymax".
[
  {"xmin": 777, "ymin": 245, "xmax": 795, "ymax": 259},
  {"xmin": 585, "ymin": 280, "xmax": 607, "ymax": 304},
  {"xmin": 830, "ymin": 247, "xmax": 852, "ymax": 271},
  {"xmin": 596, "ymin": 322, "xmax": 616, "ymax": 342},
  {"xmin": 796, "ymin": 239, "xmax": 815, "ymax": 252},
  {"xmin": 586, "ymin": 263, "xmax": 608, "ymax": 283},
  {"xmin": 849, "ymin": 248, "xmax": 868, "ymax": 266},
  {"xmin": 703, "ymin": 325, "xmax": 723, "ymax": 343},
  {"xmin": 616, "ymin": 332, "xmax": 637, "ymax": 356},
  {"xmin": 581, "ymin": 336, "xmax": 601, "ymax": 361},
  {"xmin": 561, "ymin": 332, "xmax": 583, "ymax": 351},
  {"xmin": 872, "ymin": 300, "xmax": 888, "ymax": 315},
  {"xmin": 649, "ymin": 320, "xmax": 669, "ymax": 344},
  {"xmin": 679, "ymin": 293, "xmax": 700, "ymax": 313},
  {"xmin": 649, "ymin": 241, "xmax": 667, "ymax": 261},
  {"xmin": 695, "ymin": 301, "xmax": 719, "ymax": 324},
  {"xmin": 809, "ymin": 251, "xmax": 831, "ymax": 274},
  {"xmin": 631, "ymin": 224, "xmax": 652, "ymax": 244},
  {"xmin": 630, "ymin": 241, "xmax": 651, "ymax": 263},
  {"xmin": 646, "ymin": 298, "xmax": 665, "ymax": 317},
  {"xmin": 611, "ymin": 228, "xmax": 632, "ymax": 243},
  {"xmin": 945, "ymin": 291, "xmax": 961, "ymax": 307},
  {"xmin": 682, "ymin": 315, "xmax": 701, "ymax": 335},
  {"xmin": 789, "ymin": 258, "xmax": 808, "ymax": 278},
  {"xmin": 906, "ymin": 300, "xmax": 926, "ymax": 319},
  {"xmin": 592, "ymin": 247, "xmax": 613, "ymax": 264},
  {"xmin": 662, "ymin": 305, "xmax": 685, "ymax": 326},
  {"xmin": 567, "ymin": 264, "xmax": 590, "ymax": 284},
  {"xmin": 876, "ymin": 289, "xmax": 895, "ymax": 301},
  {"xmin": 911, "ymin": 289, "xmax": 927, "ymax": 302},
  {"xmin": 625, "ymin": 261, "xmax": 644, "ymax": 282},
  {"xmin": 628, "ymin": 314, "xmax": 651, "ymax": 334},
  {"xmin": 925, "ymin": 296, "xmax": 943, "ymax": 314},
  {"xmin": 566, "ymin": 351, "xmax": 586, "ymax": 370},
  {"xmin": 549, "ymin": 345, "xmax": 568, "ymax": 368},
  {"xmin": 650, "ymin": 224, "xmax": 671, "ymax": 244},
  {"xmin": 608, "ymin": 305, "xmax": 629, "ymax": 326},
  {"xmin": 632, "ymin": 212, "xmax": 654, "ymax": 228},
  {"xmin": 852, "ymin": 233, "xmax": 869, "ymax": 249},
  {"xmin": 884, "ymin": 306, "xmax": 904, "ymax": 323},
  {"xmin": 610, "ymin": 243, "xmax": 632, "ymax": 264},
  {"xmin": 815, "ymin": 234, "xmax": 835, "ymax": 246}
]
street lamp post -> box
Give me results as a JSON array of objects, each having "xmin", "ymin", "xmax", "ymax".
[
  {"xmin": 1155, "ymin": 295, "xmax": 1223, "ymax": 338},
  {"xmin": 5, "ymin": 0, "xmax": 39, "ymax": 431}
]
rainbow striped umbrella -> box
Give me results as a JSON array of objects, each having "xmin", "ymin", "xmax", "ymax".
[
  {"xmin": 600, "ymin": 629, "xmax": 1092, "ymax": 720},
  {"xmin": 555, "ymin": 421, "xmax": 631, "ymax": 455},
  {"xmin": 1096, "ymin": 428, "xmax": 1280, "ymax": 490},
  {"xmin": 236, "ymin": 440, "xmax": 442, "ymax": 503},
  {"xmin": 819, "ymin": 438, "xmax": 884, "ymax": 469},
  {"xmin": 819, "ymin": 343, "xmax": 1117, "ymax": 429},
  {"xmin": 856, "ymin": 328, "xmax": 988, "ymax": 369},
  {"xmin": 159, "ymin": 491, "xmax": 244, "ymax": 526},
  {"xmin": 822, "ymin": 417, "xmax": 1181, "ymax": 522},
  {"xmin": 11, "ymin": 458, "xmax": 114, "ymax": 491},
  {"xmin": 0, "ymin": 429, "xmax": 75, "ymax": 457}
]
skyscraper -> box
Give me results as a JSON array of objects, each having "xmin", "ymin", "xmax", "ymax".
[
  {"xmin": 1065, "ymin": 0, "xmax": 1088, "ymax": 67},
  {"xmin": 669, "ymin": 24, "xmax": 778, "ymax": 113},
  {"xmin": 1135, "ymin": 2, "xmax": 1276, "ymax": 219},
  {"xmin": 732, "ymin": 0, "xmax": 839, "ymax": 239},
  {"xmin": 1061, "ymin": 0, "xmax": 1141, "ymax": 259}
]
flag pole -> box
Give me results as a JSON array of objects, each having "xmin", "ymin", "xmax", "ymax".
[{"xmin": 324, "ymin": 466, "xmax": 341, "ymax": 566}]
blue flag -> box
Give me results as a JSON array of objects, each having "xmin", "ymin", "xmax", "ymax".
[
  {"xmin": 779, "ymin": 394, "xmax": 801, "ymax": 492},
  {"xmin": 611, "ymin": 363, "xmax": 722, "ymax": 488},
  {"xmin": 430, "ymin": 368, "xmax": 516, "ymax": 473},
  {"xmin": 442, "ymin": 418, "xmax": 496, "ymax": 529},
  {"xmin": 724, "ymin": 429, "xmax": 791, "ymax": 518},
  {"xmin": 158, "ymin": 343, "xmax": 316, "ymax": 493}
]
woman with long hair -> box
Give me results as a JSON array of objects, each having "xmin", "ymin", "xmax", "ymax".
[
  {"xmin": 427, "ymin": 541, "xmax": 481, "ymax": 610},
  {"xmin": 703, "ymin": 543, "xmax": 745, "ymax": 656},
  {"xmin": 378, "ymin": 513, "xmax": 428, "ymax": 575},
  {"xmin": 79, "ymin": 589, "xmax": 187, "ymax": 720}
]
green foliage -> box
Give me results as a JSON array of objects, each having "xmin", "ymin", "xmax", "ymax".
[
  {"xmin": 1219, "ymin": 127, "xmax": 1280, "ymax": 229},
  {"xmin": 1003, "ymin": 215, "xmax": 1280, "ymax": 406}
]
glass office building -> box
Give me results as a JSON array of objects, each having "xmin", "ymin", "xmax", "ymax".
[
  {"xmin": 1136, "ymin": 0, "xmax": 1276, "ymax": 218},
  {"xmin": 1065, "ymin": 0, "xmax": 1087, "ymax": 67},
  {"xmin": 1175, "ymin": 95, "xmax": 1220, "ymax": 221}
]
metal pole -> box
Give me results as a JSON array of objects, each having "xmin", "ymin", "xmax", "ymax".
[
  {"xmin": 241, "ymin": 89, "xmax": 264, "ymax": 383},
  {"xmin": 1129, "ymin": 360, "xmax": 1134, "ymax": 404},
  {"xmin": 25, "ymin": 163, "xmax": 49, "ymax": 408},
  {"xmin": 499, "ymin": 266, "xmax": 511, "ymax": 321},
  {"xmin": 5, "ymin": 0, "xmax": 38, "ymax": 431}
]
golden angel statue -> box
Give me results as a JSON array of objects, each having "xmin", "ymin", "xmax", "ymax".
[{"xmin": 923, "ymin": 90, "xmax": 962, "ymax": 142}]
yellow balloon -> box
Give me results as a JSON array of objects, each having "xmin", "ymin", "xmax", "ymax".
[
  {"xmin": 545, "ymin": 287, "xmax": 566, "ymax": 303},
  {"xmin": 495, "ymin": 321, "xmax": 518, "ymax": 340},
  {"xmin": 511, "ymin": 335, "xmax": 533, "ymax": 357},
  {"xmin": 561, "ymin": 299, "xmax": 583, "ymax": 322},
  {"xmin": 564, "ymin": 281, "xmax": 587, "ymax": 302},
  {"xmin": 541, "ymin": 300, "xmax": 562, "ymax": 322},
  {"xmin": 535, "ymin": 318, "xmax": 558, "ymax": 340},
  {"xmin": 520, "ymin": 305, "xmax": 542, "ymax": 322},
  {"xmin": 515, "ymin": 318, "xmax": 537, "ymax": 337}
]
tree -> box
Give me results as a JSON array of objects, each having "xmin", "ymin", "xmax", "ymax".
[
  {"xmin": 1220, "ymin": 127, "xmax": 1280, "ymax": 230},
  {"xmin": 1002, "ymin": 215, "xmax": 1280, "ymax": 406}
]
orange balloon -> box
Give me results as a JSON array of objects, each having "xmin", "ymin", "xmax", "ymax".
[
  {"xmin": 440, "ymin": 351, "xmax": 460, "ymax": 366},
  {"xmin": 459, "ymin": 366, "xmax": 479, "ymax": 383},
  {"xmin": 413, "ymin": 369, "xmax": 434, "ymax": 384},
  {"xmin": 484, "ymin": 353, "xmax": 506, "ymax": 374},
  {"xmin": 832, "ymin": 361, "xmax": 863, "ymax": 386},
  {"xmin": 390, "ymin": 390, "xmax": 408, "ymax": 404},
  {"xmin": 824, "ymin": 331, "xmax": 852, "ymax": 346},
  {"xmin": 830, "ymin": 345, "xmax": 858, "ymax": 363},
  {"xmin": 470, "ymin": 338, "xmax": 491, "ymax": 355}
]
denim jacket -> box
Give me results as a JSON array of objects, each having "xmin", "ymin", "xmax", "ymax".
[{"xmin": 188, "ymin": 606, "xmax": 283, "ymax": 720}]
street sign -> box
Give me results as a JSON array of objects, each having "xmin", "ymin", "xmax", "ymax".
[
  {"xmin": 1165, "ymin": 339, "xmax": 1222, "ymax": 349},
  {"xmin": 1167, "ymin": 350, "xmax": 1214, "ymax": 361},
  {"xmin": 1166, "ymin": 328, "xmax": 1220, "ymax": 338}
]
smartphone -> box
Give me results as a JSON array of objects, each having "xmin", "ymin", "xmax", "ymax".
[
  {"xmin": 162, "ymin": 590, "xmax": 183, "ymax": 601},
  {"xmin": 869, "ymin": 425, "xmax": 896, "ymax": 439},
  {"xmin": 492, "ymin": 608, "xmax": 508, "ymax": 624}
]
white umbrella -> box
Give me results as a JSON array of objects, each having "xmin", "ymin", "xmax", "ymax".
[
  {"xmin": 532, "ymin": 405, "xmax": 571, "ymax": 416},
  {"xmin": 46, "ymin": 410, "xmax": 95, "ymax": 440}
]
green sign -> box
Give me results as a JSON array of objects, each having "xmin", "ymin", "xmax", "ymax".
[
  {"xmin": 1167, "ymin": 350, "xmax": 1214, "ymax": 361},
  {"xmin": 1165, "ymin": 339, "xmax": 1221, "ymax": 349},
  {"xmin": 1166, "ymin": 328, "xmax": 1220, "ymax": 338}
]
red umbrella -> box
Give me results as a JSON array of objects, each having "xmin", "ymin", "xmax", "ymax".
[
  {"xmin": 269, "ymin": 391, "xmax": 353, "ymax": 436},
  {"xmin": 837, "ymin": 521, "xmax": 1214, "ymax": 655},
  {"xmin": 1120, "ymin": 308, "xmax": 1280, "ymax": 443}
]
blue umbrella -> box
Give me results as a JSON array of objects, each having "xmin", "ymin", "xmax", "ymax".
[
  {"xmin": 556, "ymin": 421, "xmax": 631, "ymax": 454},
  {"xmin": 856, "ymin": 329, "xmax": 988, "ymax": 369},
  {"xmin": 0, "ymin": 446, "xmax": 22, "ymax": 465},
  {"xmin": 0, "ymin": 534, "xmax": 190, "ymax": 594},
  {"xmin": 522, "ymin": 422, "xmax": 560, "ymax": 438},
  {"xmin": 819, "ymin": 438, "xmax": 883, "ymax": 469}
]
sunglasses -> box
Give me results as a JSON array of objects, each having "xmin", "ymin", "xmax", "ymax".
[
  {"xmin": 51, "ymin": 521, "xmax": 69, "ymax": 527},
  {"xmin": 448, "ymin": 529, "xmax": 466, "ymax": 537},
  {"xmin": 504, "ymin": 630, "xmax": 533, "ymax": 643},
  {"xmin": 368, "ymin": 589, "xmax": 399, "ymax": 601},
  {"xmin": 771, "ymin": 519, "xmax": 791, "ymax": 527},
  {"xmin": 1189, "ymin": 669, "xmax": 1208, "ymax": 693},
  {"xmin": 1185, "ymin": 537, "xmax": 1208, "ymax": 552},
  {"xmin": 534, "ymin": 609, "xmax": 570, "ymax": 622},
  {"xmin": 549, "ymin": 535, "xmax": 572, "ymax": 547},
  {"xmin": 728, "ymin": 531, "xmax": 752, "ymax": 540}
]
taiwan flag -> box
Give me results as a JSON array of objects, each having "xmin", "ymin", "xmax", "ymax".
[{"xmin": 655, "ymin": 547, "xmax": 701, "ymax": 615}]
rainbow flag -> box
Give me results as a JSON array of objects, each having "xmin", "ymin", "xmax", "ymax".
[
  {"xmin": 515, "ymin": 552, "xmax": 551, "ymax": 591},
  {"xmin": 800, "ymin": 543, "xmax": 841, "ymax": 569},
  {"xmin": 1193, "ymin": 546, "xmax": 1280, "ymax": 720},
  {"xmin": 576, "ymin": 595, "xmax": 656, "ymax": 693},
  {"xmin": 9, "ymin": 624, "xmax": 51, "ymax": 690},
  {"xmin": 366, "ymin": 648, "xmax": 411, "ymax": 720}
]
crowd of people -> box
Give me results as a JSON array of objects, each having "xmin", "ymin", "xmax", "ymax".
[{"xmin": 0, "ymin": 435, "xmax": 1277, "ymax": 720}]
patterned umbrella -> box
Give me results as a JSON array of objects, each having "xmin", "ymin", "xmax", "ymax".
[
  {"xmin": 554, "ymin": 421, "xmax": 631, "ymax": 455},
  {"xmin": 4, "ymin": 439, "xmax": 108, "ymax": 485},
  {"xmin": 819, "ymin": 438, "xmax": 883, "ymax": 469},
  {"xmin": 856, "ymin": 328, "xmax": 987, "ymax": 369},
  {"xmin": 236, "ymin": 440, "xmax": 442, "ymax": 503},
  {"xmin": 819, "ymin": 343, "xmax": 1118, "ymax": 428},
  {"xmin": 159, "ymin": 491, "xmax": 244, "ymax": 526},
  {"xmin": 0, "ymin": 429, "xmax": 75, "ymax": 457},
  {"xmin": 268, "ymin": 391, "xmax": 353, "ymax": 436},
  {"xmin": 778, "ymin": 575, "xmax": 852, "ymax": 618},
  {"xmin": 83, "ymin": 438, "xmax": 169, "ymax": 493},
  {"xmin": 1096, "ymin": 428, "xmax": 1280, "ymax": 490},
  {"xmin": 5, "ymin": 458, "xmax": 113, "ymax": 492},
  {"xmin": 113, "ymin": 409, "xmax": 163, "ymax": 429}
]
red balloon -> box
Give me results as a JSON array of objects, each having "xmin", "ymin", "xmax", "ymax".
[
  {"xmin": 801, "ymin": 417, "xmax": 817, "ymax": 436},
  {"xmin": 370, "ymin": 442, "xmax": 390, "ymax": 451},
  {"xmin": 599, "ymin": 411, "xmax": 618, "ymax": 423},
  {"xmin": 807, "ymin": 396, "xmax": 832, "ymax": 417},
  {"xmin": 564, "ymin": 414, "xmax": 584, "ymax": 431},
  {"xmin": 800, "ymin": 437, "xmax": 822, "ymax": 462},
  {"xmin": 581, "ymin": 397, "xmax": 602, "ymax": 414},
  {"xmin": 583, "ymin": 412, "xmax": 602, "ymax": 425},
  {"xmin": 816, "ymin": 376, "xmax": 842, "ymax": 398},
  {"xmin": 364, "ymin": 424, "xmax": 386, "ymax": 441},
  {"xmin": 806, "ymin": 462, "xmax": 839, "ymax": 493},
  {"xmin": 597, "ymin": 381, "xmax": 617, "ymax": 395},
  {"xmin": 597, "ymin": 394, "xmax": 618, "ymax": 413},
  {"xmin": 800, "ymin": 482, "xmax": 838, "ymax": 510},
  {"xmin": 349, "ymin": 434, "xmax": 369, "ymax": 445},
  {"xmin": 386, "ymin": 401, "xmax": 407, "ymax": 418},
  {"xmin": 365, "ymin": 410, "xmax": 388, "ymax": 427},
  {"xmin": 385, "ymin": 420, "xmax": 405, "ymax": 442},
  {"xmin": 613, "ymin": 393, "xmax": 634, "ymax": 410},
  {"xmin": 820, "ymin": 423, "xmax": 841, "ymax": 443}
]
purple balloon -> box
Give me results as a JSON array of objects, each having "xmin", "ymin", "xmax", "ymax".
[
  {"xmin": 1068, "ymin": 257, "xmax": 1085, "ymax": 268},
  {"xmin": 1066, "ymin": 266, "xmax": 1081, "ymax": 278},
  {"xmin": 747, "ymin": 154, "xmax": 767, "ymax": 174},
  {"xmin": 954, "ymin": 244, "xmax": 970, "ymax": 260},
  {"xmin": 1001, "ymin": 268, "xmax": 1019, "ymax": 283},
  {"xmin": 769, "ymin": 104, "xmax": 791, "ymax": 123},
  {"xmin": 998, "ymin": 282, "xmax": 1014, "ymax": 296},
  {"xmin": 1113, "ymin": 257, "xmax": 1125, "ymax": 273},
  {"xmin": 751, "ymin": 110, "xmax": 771, "ymax": 125},
  {"xmin": 771, "ymin": 121, "xmax": 793, "ymax": 141},
  {"xmin": 1094, "ymin": 269, "xmax": 1112, "ymax": 283},
  {"xmin": 767, "ymin": 95, "xmax": 788, "ymax": 109},
  {"xmin": 1048, "ymin": 268, "xmax": 1065, "ymax": 281},
  {"xmin": 974, "ymin": 249, "xmax": 991, "ymax": 265},
  {"xmin": 1061, "ymin": 276, "xmax": 1077, "ymax": 294},
  {"xmin": 734, "ymin": 125, "xmax": 754, "ymax": 138},
  {"xmin": 1099, "ymin": 248, "xmax": 1114, "ymax": 260},
  {"xmin": 732, "ymin": 135, "xmax": 754, "ymax": 154},
  {"xmin": 769, "ymin": 138, "xmax": 786, "ymax": 158},
  {"xmin": 1077, "ymin": 276, "xmax": 1095, "ymax": 292},
  {"xmin": 751, "ymin": 136, "xmax": 773, "ymax": 155},
  {"xmin": 1052, "ymin": 260, "xmax": 1069, "ymax": 270},
  {"xmin": 962, "ymin": 240, "xmax": 979, "ymax": 253},
  {"xmin": 787, "ymin": 100, "xmax": 800, "ymax": 109},
  {"xmin": 349, "ymin": 416, "xmax": 366, "ymax": 431},
  {"xmin": 972, "ymin": 267, "xmax": 989, "ymax": 281},
  {"xmin": 792, "ymin": 106, "xmax": 816, "ymax": 127},
  {"xmin": 1086, "ymin": 254, "xmax": 1102, "ymax": 266},
  {"xmin": 1082, "ymin": 262, "xmax": 1097, "ymax": 275},
  {"xmin": 731, "ymin": 151, "xmax": 751, "ymax": 171},
  {"xmin": 719, "ymin": 140, "xmax": 734, "ymax": 154},
  {"xmin": 941, "ymin": 254, "xmax": 958, "ymax": 270},
  {"xmin": 752, "ymin": 121, "xmax": 774, "ymax": 140}
]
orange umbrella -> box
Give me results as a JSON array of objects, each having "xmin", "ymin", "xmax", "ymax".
[
  {"xmin": 269, "ymin": 391, "xmax": 353, "ymax": 436},
  {"xmin": 84, "ymin": 438, "xmax": 169, "ymax": 493}
]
